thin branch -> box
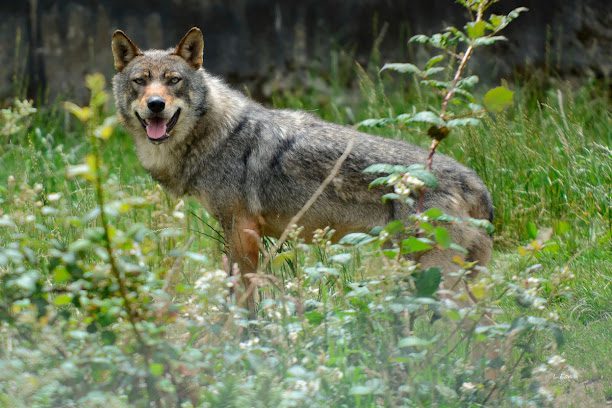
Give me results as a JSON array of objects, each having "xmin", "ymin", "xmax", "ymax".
[
  {"xmin": 427, "ymin": 1, "xmax": 486, "ymax": 171},
  {"xmin": 481, "ymin": 330, "xmax": 535, "ymax": 404}
]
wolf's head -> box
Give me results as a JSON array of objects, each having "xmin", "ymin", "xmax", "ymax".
[{"xmin": 111, "ymin": 28, "xmax": 207, "ymax": 145}]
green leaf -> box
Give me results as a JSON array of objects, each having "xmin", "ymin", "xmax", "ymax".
[
  {"xmin": 423, "ymin": 67, "xmax": 444, "ymax": 77},
  {"xmin": 457, "ymin": 75, "xmax": 479, "ymax": 89},
  {"xmin": 415, "ymin": 267, "xmax": 442, "ymax": 297},
  {"xmin": 398, "ymin": 336, "xmax": 434, "ymax": 347},
  {"xmin": 446, "ymin": 118, "xmax": 481, "ymax": 128},
  {"xmin": 446, "ymin": 309, "xmax": 461, "ymax": 321},
  {"xmin": 408, "ymin": 168, "xmax": 438, "ymax": 188},
  {"xmin": 369, "ymin": 176, "xmax": 391, "ymax": 188},
  {"xmin": 419, "ymin": 79, "xmax": 450, "ymax": 89},
  {"xmin": 483, "ymin": 86, "xmax": 514, "ymax": 113},
  {"xmin": 418, "ymin": 221, "xmax": 435, "ymax": 234},
  {"xmin": 363, "ymin": 163, "xmax": 411, "ymax": 174},
  {"xmin": 422, "ymin": 207, "xmax": 444, "ymax": 219},
  {"xmin": 489, "ymin": 14, "xmax": 504, "ymax": 30},
  {"xmin": 53, "ymin": 294, "xmax": 73, "ymax": 306},
  {"xmin": 409, "ymin": 34, "xmax": 430, "ymax": 44},
  {"xmin": 305, "ymin": 310, "xmax": 324, "ymax": 325},
  {"xmin": 401, "ymin": 237, "xmax": 433, "ymax": 254},
  {"xmin": 53, "ymin": 267, "xmax": 71, "ymax": 283},
  {"xmin": 101, "ymin": 330, "xmax": 117, "ymax": 345},
  {"xmin": 339, "ymin": 233, "xmax": 375, "ymax": 246},
  {"xmin": 466, "ymin": 21, "xmax": 486, "ymax": 39},
  {"xmin": 380, "ymin": 63, "xmax": 421, "ymax": 75},
  {"xmin": 526, "ymin": 221, "xmax": 538, "ymax": 239},
  {"xmin": 505, "ymin": 7, "xmax": 529, "ymax": 26},
  {"xmin": 385, "ymin": 220, "xmax": 405, "ymax": 234},
  {"xmin": 467, "ymin": 217, "xmax": 495, "ymax": 235},
  {"xmin": 272, "ymin": 251, "xmax": 294, "ymax": 268},
  {"xmin": 382, "ymin": 249, "xmax": 399, "ymax": 259},
  {"xmin": 452, "ymin": 87, "xmax": 476, "ymax": 102},
  {"xmin": 425, "ymin": 54, "xmax": 445, "ymax": 68},
  {"xmin": 449, "ymin": 243, "xmax": 468, "ymax": 254},
  {"xmin": 69, "ymin": 239, "xmax": 92, "ymax": 253},
  {"xmin": 381, "ymin": 193, "xmax": 400, "ymax": 202},
  {"xmin": 434, "ymin": 227, "xmax": 451, "ymax": 249},
  {"xmin": 330, "ymin": 253, "xmax": 352, "ymax": 264},
  {"xmin": 357, "ymin": 118, "xmax": 393, "ymax": 128},
  {"xmin": 149, "ymin": 363, "xmax": 164, "ymax": 377},
  {"xmin": 405, "ymin": 111, "xmax": 445, "ymax": 127},
  {"xmin": 474, "ymin": 36, "xmax": 507, "ymax": 46},
  {"xmin": 554, "ymin": 220, "xmax": 570, "ymax": 235}
]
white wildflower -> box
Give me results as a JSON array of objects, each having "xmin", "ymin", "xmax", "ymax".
[
  {"xmin": 402, "ymin": 174, "xmax": 425, "ymax": 189},
  {"xmin": 47, "ymin": 193, "xmax": 61, "ymax": 202},
  {"xmin": 547, "ymin": 355, "xmax": 565, "ymax": 367},
  {"xmin": 560, "ymin": 365, "xmax": 579, "ymax": 380},
  {"xmin": 538, "ymin": 386, "xmax": 553, "ymax": 402},
  {"xmin": 460, "ymin": 382, "xmax": 477, "ymax": 393}
]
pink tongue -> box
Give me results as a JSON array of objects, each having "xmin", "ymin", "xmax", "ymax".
[{"xmin": 146, "ymin": 118, "xmax": 167, "ymax": 139}]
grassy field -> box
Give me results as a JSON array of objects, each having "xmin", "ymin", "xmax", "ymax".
[{"xmin": 0, "ymin": 63, "xmax": 610, "ymax": 407}]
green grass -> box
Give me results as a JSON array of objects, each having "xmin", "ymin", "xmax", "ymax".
[
  {"xmin": 270, "ymin": 68, "xmax": 612, "ymax": 405},
  {"xmin": 0, "ymin": 65, "xmax": 610, "ymax": 406}
]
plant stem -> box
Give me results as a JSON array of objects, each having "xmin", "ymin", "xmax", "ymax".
[
  {"xmin": 89, "ymin": 130, "xmax": 161, "ymax": 407},
  {"xmin": 427, "ymin": 2, "xmax": 485, "ymax": 171}
]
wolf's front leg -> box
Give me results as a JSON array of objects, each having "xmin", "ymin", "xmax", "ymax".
[{"xmin": 224, "ymin": 214, "xmax": 261, "ymax": 318}]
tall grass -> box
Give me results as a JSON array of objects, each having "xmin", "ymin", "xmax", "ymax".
[{"xmin": 0, "ymin": 58, "xmax": 609, "ymax": 406}]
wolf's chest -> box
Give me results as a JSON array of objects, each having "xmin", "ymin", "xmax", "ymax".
[{"xmin": 134, "ymin": 142, "xmax": 185, "ymax": 194}]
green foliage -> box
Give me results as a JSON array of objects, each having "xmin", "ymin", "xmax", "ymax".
[
  {"xmin": 0, "ymin": 1, "xmax": 609, "ymax": 406},
  {"xmin": 483, "ymin": 86, "xmax": 515, "ymax": 112},
  {"xmin": 368, "ymin": 0, "xmax": 525, "ymax": 141}
]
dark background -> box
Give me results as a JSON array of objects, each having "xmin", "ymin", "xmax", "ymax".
[{"xmin": 1, "ymin": 0, "xmax": 610, "ymax": 102}]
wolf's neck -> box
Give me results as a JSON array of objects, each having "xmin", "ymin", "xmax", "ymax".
[{"xmin": 178, "ymin": 72, "xmax": 250, "ymax": 156}]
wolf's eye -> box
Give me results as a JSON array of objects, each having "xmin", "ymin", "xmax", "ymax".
[
  {"xmin": 169, "ymin": 77, "xmax": 182, "ymax": 85},
  {"xmin": 133, "ymin": 78, "xmax": 146, "ymax": 86}
]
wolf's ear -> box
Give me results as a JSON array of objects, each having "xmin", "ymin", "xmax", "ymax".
[
  {"xmin": 111, "ymin": 30, "xmax": 142, "ymax": 72},
  {"xmin": 174, "ymin": 27, "xmax": 204, "ymax": 69}
]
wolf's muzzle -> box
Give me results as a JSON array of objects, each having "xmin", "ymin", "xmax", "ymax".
[
  {"xmin": 147, "ymin": 96, "xmax": 166, "ymax": 113},
  {"xmin": 135, "ymin": 108, "xmax": 181, "ymax": 144}
]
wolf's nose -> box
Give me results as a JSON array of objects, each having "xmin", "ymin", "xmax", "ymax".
[{"xmin": 147, "ymin": 97, "xmax": 165, "ymax": 113}]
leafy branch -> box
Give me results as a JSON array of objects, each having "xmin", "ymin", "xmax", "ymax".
[{"xmin": 362, "ymin": 0, "xmax": 527, "ymax": 170}]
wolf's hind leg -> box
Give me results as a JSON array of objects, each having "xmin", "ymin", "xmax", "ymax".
[{"xmin": 224, "ymin": 214, "xmax": 261, "ymax": 317}]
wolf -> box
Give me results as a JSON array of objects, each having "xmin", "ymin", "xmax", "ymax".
[{"xmin": 111, "ymin": 27, "xmax": 493, "ymax": 309}]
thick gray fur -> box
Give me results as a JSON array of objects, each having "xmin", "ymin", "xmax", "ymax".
[{"xmin": 112, "ymin": 28, "xmax": 494, "ymax": 282}]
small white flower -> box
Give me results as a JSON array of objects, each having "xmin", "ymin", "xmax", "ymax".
[
  {"xmin": 537, "ymin": 386, "xmax": 553, "ymax": 402},
  {"xmin": 547, "ymin": 355, "xmax": 566, "ymax": 367},
  {"xmin": 533, "ymin": 364, "xmax": 548, "ymax": 374},
  {"xmin": 460, "ymin": 382, "xmax": 477, "ymax": 393},
  {"xmin": 402, "ymin": 174, "xmax": 425, "ymax": 189},
  {"xmin": 527, "ymin": 277, "xmax": 541, "ymax": 285},
  {"xmin": 47, "ymin": 193, "xmax": 61, "ymax": 202},
  {"xmin": 560, "ymin": 365, "xmax": 579, "ymax": 380}
]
